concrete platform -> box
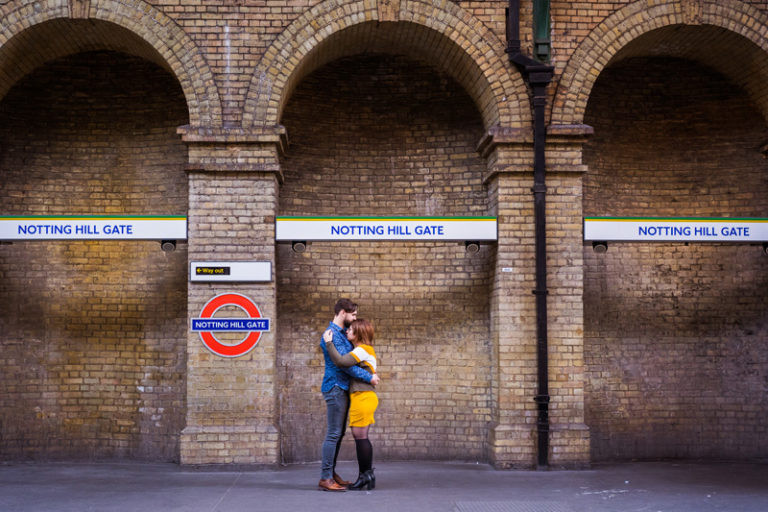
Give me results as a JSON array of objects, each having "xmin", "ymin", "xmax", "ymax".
[{"xmin": 1, "ymin": 460, "xmax": 766, "ymax": 511}]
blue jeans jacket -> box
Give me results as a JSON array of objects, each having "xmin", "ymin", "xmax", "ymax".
[{"xmin": 320, "ymin": 322, "xmax": 372, "ymax": 393}]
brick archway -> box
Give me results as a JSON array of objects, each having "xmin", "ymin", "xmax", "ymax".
[
  {"xmin": 243, "ymin": 0, "xmax": 528, "ymax": 131},
  {"xmin": 552, "ymin": 0, "xmax": 768, "ymax": 125},
  {"xmin": 0, "ymin": 0, "xmax": 222, "ymax": 127}
]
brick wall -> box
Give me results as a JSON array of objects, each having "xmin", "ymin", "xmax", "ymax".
[
  {"xmin": 0, "ymin": 52, "xmax": 189, "ymax": 461},
  {"xmin": 276, "ymin": 55, "xmax": 494, "ymax": 462},
  {"xmin": 1, "ymin": 0, "xmax": 767, "ymax": 466},
  {"xmin": 583, "ymin": 57, "xmax": 768, "ymax": 460}
]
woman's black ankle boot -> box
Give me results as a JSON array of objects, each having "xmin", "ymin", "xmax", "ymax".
[
  {"xmin": 365, "ymin": 469, "xmax": 375, "ymax": 489},
  {"xmin": 348, "ymin": 472, "xmax": 371, "ymax": 491}
]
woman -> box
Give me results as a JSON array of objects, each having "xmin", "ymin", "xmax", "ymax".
[{"xmin": 323, "ymin": 318, "xmax": 379, "ymax": 491}]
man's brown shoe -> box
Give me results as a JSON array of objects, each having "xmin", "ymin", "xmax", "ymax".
[
  {"xmin": 333, "ymin": 473, "xmax": 352, "ymax": 486},
  {"xmin": 318, "ymin": 478, "xmax": 346, "ymax": 492}
]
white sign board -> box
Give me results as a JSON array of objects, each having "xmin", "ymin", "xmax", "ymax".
[
  {"xmin": 275, "ymin": 217, "xmax": 497, "ymax": 241},
  {"xmin": 0, "ymin": 216, "xmax": 187, "ymax": 240},
  {"xmin": 190, "ymin": 261, "xmax": 272, "ymax": 282},
  {"xmin": 584, "ymin": 217, "xmax": 768, "ymax": 242}
]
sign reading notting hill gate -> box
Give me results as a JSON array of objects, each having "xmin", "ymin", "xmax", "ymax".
[
  {"xmin": 275, "ymin": 217, "xmax": 498, "ymax": 241},
  {"xmin": 0, "ymin": 216, "xmax": 187, "ymax": 240},
  {"xmin": 584, "ymin": 217, "xmax": 768, "ymax": 242},
  {"xmin": 191, "ymin": 293, "xmax": 271, "ymax": 358}
]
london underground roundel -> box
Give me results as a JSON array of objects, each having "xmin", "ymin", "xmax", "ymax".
[{"xmin": 191, "ymin": 293, "xmax": 271, "ymax": 357}]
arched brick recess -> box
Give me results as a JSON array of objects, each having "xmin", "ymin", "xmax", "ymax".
[
  {"xmin": 0, "ymin": 0, "xmax": 222, "ymax": 127},
  {"xmin": 552, "ymin": 0, "xmax": 768, "ymax": 125},
  {"xmin": 244, "ymin": 0, "xmax": 528, "ymax": 131},
  {"xmin": 582, "ymin": 55, "xmax": 768, "ymax": 461}
]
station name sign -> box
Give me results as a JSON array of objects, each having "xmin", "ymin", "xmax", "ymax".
[
  {"xmin": 191, "ymin": 318, "xmax": 270, "ymax": 331},
  {"xmin": 192, "ymin": 293, "xmax": 270, "ymax": 358},
  {"xmin": 0, "ymin": 216, "xmax": 187, "ymax": 240},
  {"xmin": 275, "ymin": 217, "xmax": 498, "ymax": 241},
  {"xmin": 584, "ymin": 217, "xmax": 768, "ymax": 242}
]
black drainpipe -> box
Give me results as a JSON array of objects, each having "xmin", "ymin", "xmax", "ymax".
[{"xmin": 506, "ymin": 0, "xmax": 554, "ymax": 469}]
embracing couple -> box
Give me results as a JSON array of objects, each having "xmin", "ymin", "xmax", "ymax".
[{"xmin": 317, "ymin": 298, "xmax": 380, "ymax": 492}]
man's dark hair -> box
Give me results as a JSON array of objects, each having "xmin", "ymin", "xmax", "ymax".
[{"xmin": 334, "ymin": 298, "xmax": 358, "ymax": 315}]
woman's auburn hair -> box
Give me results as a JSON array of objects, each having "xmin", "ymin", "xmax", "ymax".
[{"xmin": 349, "ymin": 318, "xmax": 374, "ymax": 345}]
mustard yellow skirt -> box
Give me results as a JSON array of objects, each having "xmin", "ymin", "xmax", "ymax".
[{"xmin": 349, "ymin": 391, "xmax": 378, "ymax": 427}]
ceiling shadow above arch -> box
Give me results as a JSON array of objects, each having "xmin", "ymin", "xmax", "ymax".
[
  {"xmin": 552, "ymin": 0, "xmax": 768, "ymax": 126},
  {"xmin": 0, "ymin": 0, "xmax": 222, "ymax": 127},
  {"xmin": 608, "ymin": 24, "xmax": 768, "ymax": 122},
  {"xmin": 0, "ymin": 19, "xmax": 170, "ymax": 102},
  {"xmin": 245, "ymin": 0, "xmax": 528, "ymax": 132}
]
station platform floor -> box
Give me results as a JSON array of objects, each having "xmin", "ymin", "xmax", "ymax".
[{"xmin": 1, "ymin": 459, "xmax": 766, "ymax": 511}]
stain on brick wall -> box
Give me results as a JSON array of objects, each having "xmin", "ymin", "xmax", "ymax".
[
  {"xmin": 0, "ymin": 51, "xmax": 189, "ymax": 461},
  {"xmin": 276, "ymin": 55, "xmax": 494, "ymax": 463},
  {"xmin": 583, "ymin": 57, "xmax": 768, "ymax": 460}
]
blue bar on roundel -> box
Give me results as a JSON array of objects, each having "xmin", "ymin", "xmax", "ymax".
[{"xmin": 191, "ymin": 318, "xmax": 271, "ymax": 331}]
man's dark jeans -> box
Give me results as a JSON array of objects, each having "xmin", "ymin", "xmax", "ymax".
[{"xmin": 321, "ymin": 385, "xmax": 349, "ymax": 480}]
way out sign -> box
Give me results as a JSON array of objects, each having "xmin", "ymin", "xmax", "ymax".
[{"xmin": 191, "ymin": 293, "xmax": 271, "ymax": 358}]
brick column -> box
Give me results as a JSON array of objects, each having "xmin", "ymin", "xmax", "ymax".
[
  {"xmin": 481, "ymin": 127, "xmax": 539, "ymax": 468},
  {"xmin": 545, "ymin": 124, "xmax": 593, "ymax": 468},
  {"xmin": 178, "ymin": 126, "xmax": 286, "ymax": 465},
  {"xmin": 481, "ymin": 125, "xmax": 591, "ymax": 468}
]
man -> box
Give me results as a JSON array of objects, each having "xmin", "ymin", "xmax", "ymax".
[{"xmin": 318, "ymin": 298, "xmax": 380, "ymax": 492}]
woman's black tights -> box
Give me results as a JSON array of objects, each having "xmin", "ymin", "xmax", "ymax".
[{"xmin": 351, "ymin": 426, "xmax": 373, "ymax": 474}]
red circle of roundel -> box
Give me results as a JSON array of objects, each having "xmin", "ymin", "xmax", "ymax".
[{"xmin": 198, "ymin": 293, "xmax": 263, "ymax": 357}]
